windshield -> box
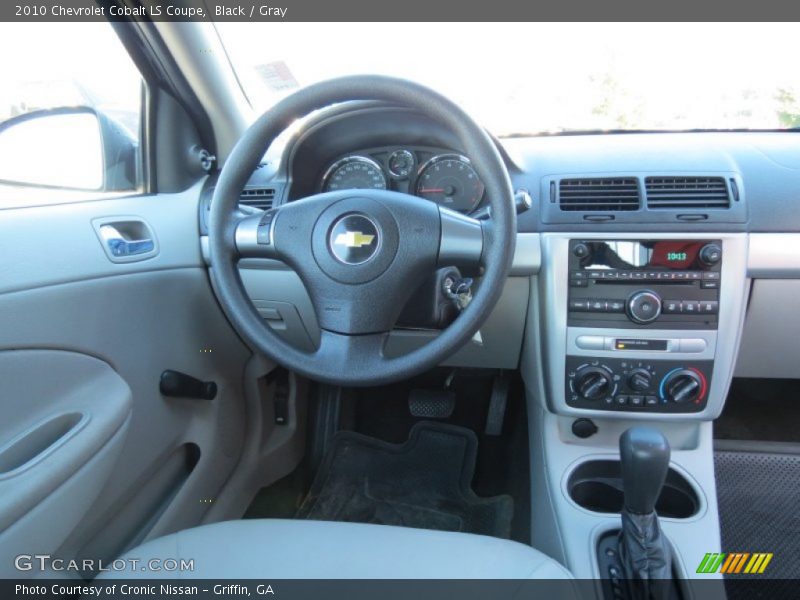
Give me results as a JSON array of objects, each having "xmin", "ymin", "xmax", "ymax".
[{"xmin": 216, "ymin": 22, "xmax": 799, "ymax": 136}]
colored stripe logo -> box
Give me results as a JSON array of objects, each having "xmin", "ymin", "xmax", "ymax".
[{"xmin": 697, "ymin": 552, "xmax": 773, "ymax": 574}]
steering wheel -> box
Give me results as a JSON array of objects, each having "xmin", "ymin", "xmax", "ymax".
[{"xmin": 209, "ymin": 75, "xmax": 516, "ymax": 387}]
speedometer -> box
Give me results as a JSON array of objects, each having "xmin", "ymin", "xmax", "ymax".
[
  {"xmin": 322, "ymin": 156, "xmax": 387, "ymax": 192},
  {"xmin": 415, "ymin": 154, "xmax": 484, "ymax": 212}
]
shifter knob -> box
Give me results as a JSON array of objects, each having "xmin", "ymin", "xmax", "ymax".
[{"xmin": 619, "ymin": 426, "xmax": 671, "ymax": 514}]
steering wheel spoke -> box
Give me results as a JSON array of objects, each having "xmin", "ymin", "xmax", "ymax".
[
  {"xmin": 234, "ymin": 209, "xmax": 281, "ymax": 259},
  {"xmin": 438, "ymin": 207, "xmax": 484, "ymax": 267},
  {"xmin": 314, "ymin": 330, "xmax": 391, "ymax": 375}
]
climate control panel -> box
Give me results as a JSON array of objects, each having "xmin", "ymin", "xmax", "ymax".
[{"xmin": 565, "ymin": 356, "xmax": 712, "ymax": 413}]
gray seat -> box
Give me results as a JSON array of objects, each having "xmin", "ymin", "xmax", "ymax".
[{"xmin": 104, "ymin": 519, "xmax": 574, "ymax": 579}]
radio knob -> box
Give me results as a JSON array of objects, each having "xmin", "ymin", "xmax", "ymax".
[
  {"xmin": 573, "ymin": 242, "xmax": 590, "ymax": 259},
  {"xmin": 574, "ymin": 366, "xmax": 613, "ymax": 401},
  {"xmin": 627, "ymin": 290, "xmax": 662, "ymax": 324},
  {"xmin": 662, "ymin": 369, "xmax": 704, "ymax": 404},
  {"xmin": 699, "ymin": 243, "xmax": 722, "ymax": 267},
  {"xmin": 628, "ymin": 369, "xmax": 652, "ymax": 392}
]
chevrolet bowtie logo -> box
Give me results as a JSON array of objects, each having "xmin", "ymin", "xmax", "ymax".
[{"xmin": 334, "ymin": 231, "xmax": 375, "ymax": 248}]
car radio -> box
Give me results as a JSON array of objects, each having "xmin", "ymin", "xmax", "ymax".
[{"xmin": 567, "ymin": 239, "xmax": 721, "ymax": 330}]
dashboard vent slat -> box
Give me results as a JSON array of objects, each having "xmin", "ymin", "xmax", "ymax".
[
  {"xmin": 645, "ymin": 177, "xmax": 730, "ymax": 209},
  {"xmin": 558, "ymin": 178, "xmax": 640, "ymax": 212},
  {"xmin": 239, "ymin": 188, "xmax": 276, "ymax": 210}
]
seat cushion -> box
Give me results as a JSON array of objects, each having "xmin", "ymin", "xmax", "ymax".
[{"xmin": 103, "ymin": 519, "xmax": 573, "ymax": 579}]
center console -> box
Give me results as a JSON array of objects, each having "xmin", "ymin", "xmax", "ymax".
[
  {"xmin": 566, "ymin": 239, "xmax": 720, "ymax": 414},
  {"xmin": 523, "ymin": 231, "xmax": 749, "ymax": 587},
  {"xmin": 537, "ymin": 233, "xmax": 749, "ymax": 421}
]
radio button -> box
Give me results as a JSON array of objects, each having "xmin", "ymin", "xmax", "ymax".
[
  {"xmin": 588, "ymin": 271, "xmax": 603, "ymax": 279},
  {"xmin": 569, "ymin": 299, "xmax": 590, "ymax": 312},
  {"xmin": 698, "ymin": 300, "xmax": 719, "ymax": 314},
  {"xmin": 607, "ymin": 300, "xmax": 626, "ymax": 313},
  {"xmin": 570, "ymin": 270, "xmax": 587, "ymax": 279},
  {"xmin": 632, "ymin": 272, "xmax": 646, "ymax": 280},
  {"xmin": 700, "ymin": 280, "xmax": 720, "ymax": 289},
  {"xmin": 681, "ymin": 301, "xmax": 700, "ymax": 314},
  {"xmin": 703, "ymin": 272, "xmax": 721, "ymax": 280},
  {"xmin": 570, "ymin": 279, "xmax": 588, "ymax": 288},
  {"xmin": 687, "ymin": 272, "xmax": 702, "ymax": 280},
  {"xmin": 589, "ymin": 299, "xmax": 607, "ymax": 312},
  {"xmin": 663, "ymin": 300, "xmax": 682, "ymax": 314},
  {"xmin": 618, "ymin": 272, "xmax": 632, "ymax": 280},
  {"xmin": 603, "ymin": 271, "xmax": 619, "ymax": 279}
]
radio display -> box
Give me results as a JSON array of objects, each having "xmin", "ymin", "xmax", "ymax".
[
  {"xmin": 666, "ymin": 251, "xmax": 688, "ymax": 262},
  {"xmin": 575, "ymin": 240, "xmax": 707, "ymax": 270}
]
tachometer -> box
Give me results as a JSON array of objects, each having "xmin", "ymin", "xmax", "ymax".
[
  {"xmin": 322, "ymin": 156, "xmax": 387, "ymax": 192},
  {"xmin": 415, "ymin": 154, "xmax": 484, "ymax": 212}
]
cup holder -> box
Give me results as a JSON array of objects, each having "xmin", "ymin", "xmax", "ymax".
[{"xmin": 567, "ymin": 459, "xmax": 700, "ymax": 519}]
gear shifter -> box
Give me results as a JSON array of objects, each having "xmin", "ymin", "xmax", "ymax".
[{"xmin": 618, "ymin": 426, "xmax": 674, "ymax": 599}]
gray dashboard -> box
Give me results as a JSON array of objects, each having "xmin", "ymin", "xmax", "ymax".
[
  {"xmin": 506, "ymin": 131, "xmax": 800, "ymax": 233},
  {"xmin": 199, "ymin": 104, "xmax": 800, "ymax": 405},
  {"xmin": 227, "ymin": 105, "xmax": 800, "ymax": 235}
]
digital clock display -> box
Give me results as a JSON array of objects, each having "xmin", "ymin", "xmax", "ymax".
[
  {"xmin": 666, "ymin": 252, "xmax": 688, "ymax": 262},
  {"xmin": 575, "ymin": 240, "xmax": 711, "ymax": 270}
]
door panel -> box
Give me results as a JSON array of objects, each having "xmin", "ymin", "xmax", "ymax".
[
  {"xmin": 0, "ymin": 180, "xmax": 251, "ymax": 576},
  {"xmin": 0, "ymin": 350, "xmax": 131, "ymax": 577}
]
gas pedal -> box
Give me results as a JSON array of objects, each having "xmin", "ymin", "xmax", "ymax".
[{"xmin": 485, "ymin": 371, "xmax": 510, "ymax": 436}]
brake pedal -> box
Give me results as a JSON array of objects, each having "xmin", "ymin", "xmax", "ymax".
[{"xmin": 408, "ymin": 389, "xmax": 455, "ymax": 419}]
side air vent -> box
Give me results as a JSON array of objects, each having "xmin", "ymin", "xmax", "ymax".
[
  {"xmin": 558, "ymin": 178, "xmax": 640, "ymax": 211},
  {"xmin": 645, "ymin": 177, "xmax": 730, "ymax": 209},
  {"xmin": 239, "ymin": 188, "xmax": 276, "ymax": 210}
]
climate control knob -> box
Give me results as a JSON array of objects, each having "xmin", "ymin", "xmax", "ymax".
[
  {"xmin": 628, "ymin": 369, "xmax": 652, "ymax": 392},
  {"xmin": 627, "ymin": 290, "xmax": 662, "ymax": 324},
  {"xmin": 662, "ymin": 369, "xmax": 705, "ymax": 404},
  {"xmin": 574, "ymin": 366, "xmax": 614, "ymax": 401}
]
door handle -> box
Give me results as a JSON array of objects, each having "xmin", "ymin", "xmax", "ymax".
[
  {"xmin": 99, "ymin": 224, "xmax": 154, "ymax": 257},
  {"xmin": 93, "ymin": 218, "xmax": 158, "ymax": 263}
]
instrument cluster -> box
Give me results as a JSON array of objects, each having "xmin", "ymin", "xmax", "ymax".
[{"xmin": 320, "ymin": 146, "xmax": 485, "ymax": 213}]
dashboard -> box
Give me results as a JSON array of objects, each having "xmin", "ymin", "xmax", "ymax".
[
  {"xmin": 207, "ymin": 101, "xmax": 800, "ymax": 423},
  {"xmin": 319, "ymin": 147, "xmax": 485, "ymax": 213}
]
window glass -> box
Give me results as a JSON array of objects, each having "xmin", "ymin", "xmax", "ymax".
[
  {"xmin": 0, "ymin": 23, "xmax": 143, "ymax": 206},
  {"xmin": 217, "ymin": 22, "xmax": 800, "ymax": 136}
]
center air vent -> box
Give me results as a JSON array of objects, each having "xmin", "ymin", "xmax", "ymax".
[
  {"xmin": 239, "ymin": 188, "xmax": 276, "ymax": 210},
  {"xmin": 645, "ymin": 177, "xmax": 730, "ymax": 209},
  {"xmin": 559, "ymin": 178, "xmax": 640, "ymax": 212}
]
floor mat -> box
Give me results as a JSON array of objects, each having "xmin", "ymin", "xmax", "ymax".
[
  {"xmin": 715, "ymin": 444, "xmax": 800, "ymax": 596},
  {"xmin": 295, "ymin": 421, "xmax": 514, "ymax": 538}
]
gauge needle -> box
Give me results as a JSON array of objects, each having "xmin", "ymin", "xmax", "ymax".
[{"xmin": 418, "ymin": 188, "xmax": 445, "ymax": 193}]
